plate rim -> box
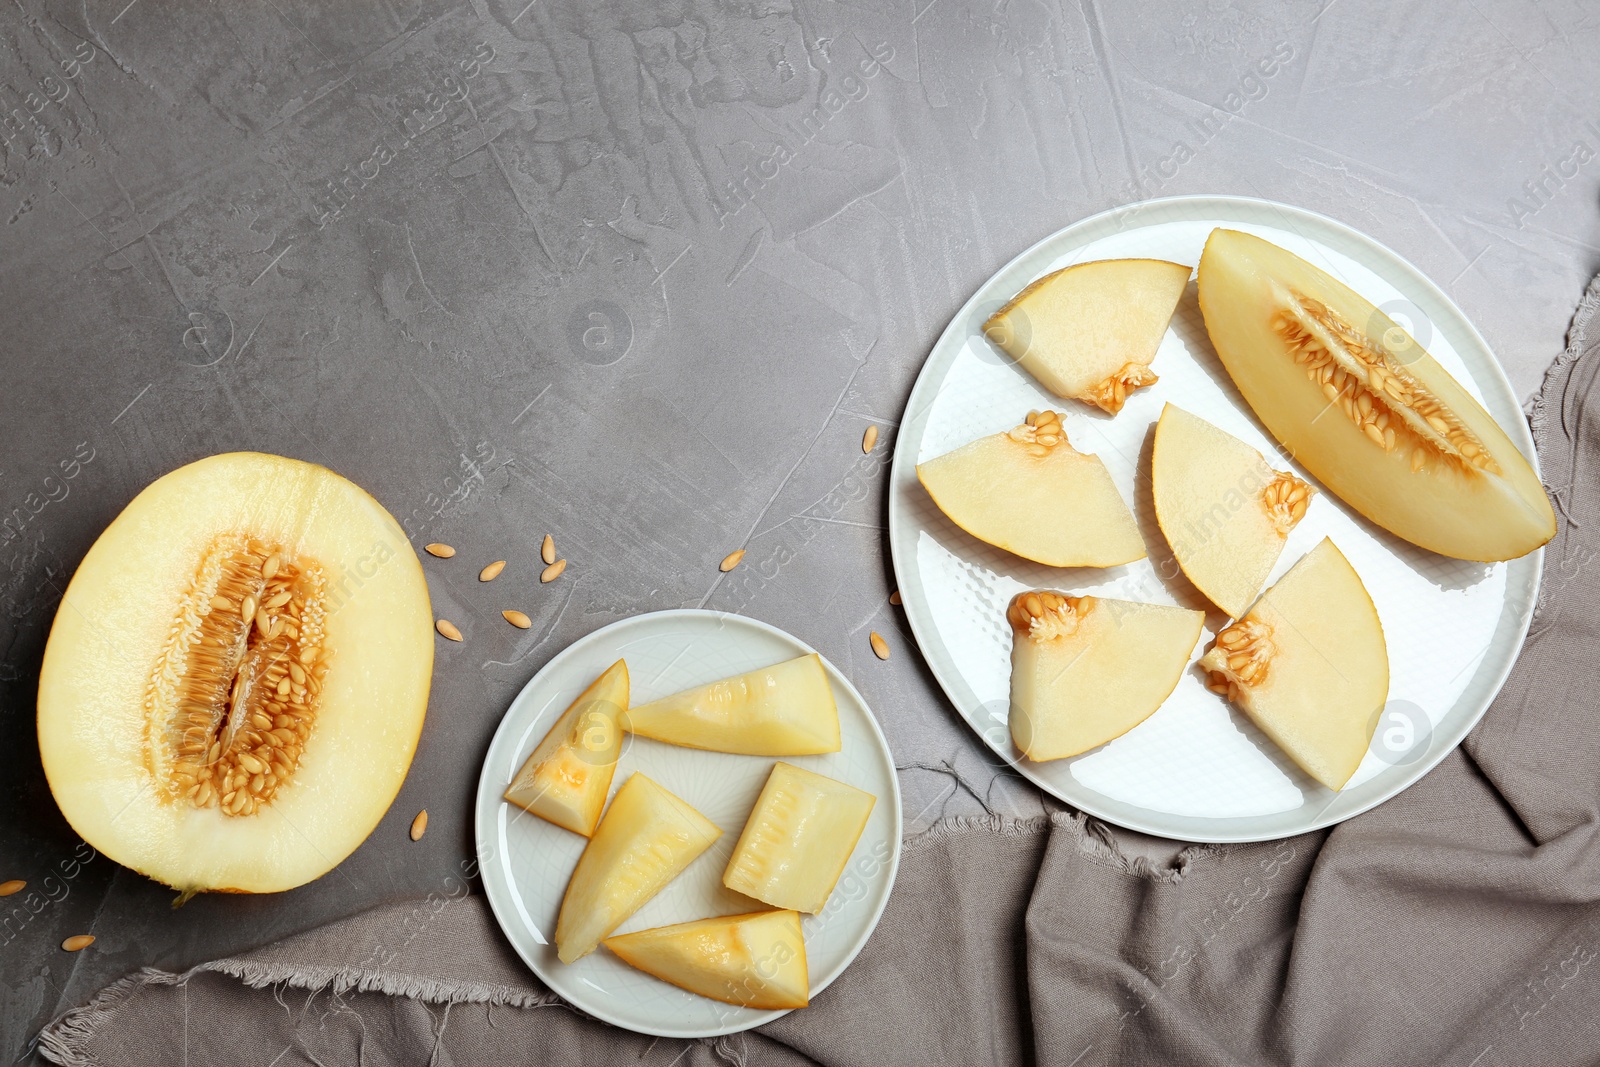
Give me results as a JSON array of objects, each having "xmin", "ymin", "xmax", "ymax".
[
  {"xmin": 472, "ymin": 607, "xmax": 904, "ymax": 1038},
  {"xmin": 886, "ymin": 193, "xmax": 1543, "ymax": 843}
]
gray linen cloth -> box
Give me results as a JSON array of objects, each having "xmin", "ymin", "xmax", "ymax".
[{"xmin": 38, "ymin": 277, "xmax": 1600, "ymax": 1066}]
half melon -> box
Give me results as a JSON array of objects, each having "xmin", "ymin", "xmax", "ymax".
[
  {"xmin": 37, "ymin": 452, "xmax": 433, "ymax": 895},
  {"xmin": 1197, "ymin": 228, "xmax": 1554, "ymax": 561}
]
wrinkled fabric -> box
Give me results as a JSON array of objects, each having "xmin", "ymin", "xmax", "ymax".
[{"xmin": 38, "ymin": 278, "xmax": 1600, "ymax": 1066}]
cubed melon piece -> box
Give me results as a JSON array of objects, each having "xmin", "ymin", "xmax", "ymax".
[
  {"xmin": 983, "ymin": 258, "xmax": 1191, "ymax": 414},
  {"xmin": 916, "ymin": 409, "xmax": 1145, "ymax": 567},
  {"xmin": 722, "ymin": 762, "xmax": 875, "ymax": 914}
]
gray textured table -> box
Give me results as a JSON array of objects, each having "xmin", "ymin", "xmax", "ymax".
[{"xmin": 3, "ymin": 0, "xmax": 1597, "ymax": 1059}]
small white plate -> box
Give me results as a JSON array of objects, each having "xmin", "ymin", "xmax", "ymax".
[
  {"xmin": 887, "ymin": 195, "xmax": 1543, "ymax": 843},
  {"xmin": 474, "ymin": 609, "xmax": 902, "ymax": 1038}
]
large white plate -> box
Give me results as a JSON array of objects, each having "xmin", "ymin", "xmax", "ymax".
[
  {"xmin": 474, "ymin": 609, "xmax": 902, "ymax": 1037},
  {"xmin": 887, "ymin": 195, "xmax": 1543, "ymax": 843}
]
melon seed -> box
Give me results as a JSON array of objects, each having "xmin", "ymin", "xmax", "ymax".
[
  {"xmin": 502, "ymin": 610, "xmax": 532, "ymax": 629},
  {"xmin": 479, "ymin": 560, "xmax": 507, "ymax": 582},
  {"xmin": 869, "ymin": 632, "xmax": 890, "ymax": 660},
  {"xmin": 435, "ymin": 619, "xmax": 463, "ymax": 641},
  {"xmin": 410, "ymin": 810, "xmax": 428, "ymax": 841},
  {"xmin": 719, "ymin": 549, "xmax": 745, "ymax": 572},
  {"xmin": 425, "ymin": 543, "xmax": 455, "ymax": 558},
  {"xmin": 0, "ymin": 880, "xmax": 23, "ymax": 897},
  {"xmin": 540, "ymin": 535, "xmax": 556, "ymax": 566},
  {"xmin": 62, "ymin": 935, "xmax": 95, "ymax": 952},
  {"xmin": 862, "ymin": 425, "xmax": 879, "ymax": 453},
  {"xmin": 540, "ymin": 559, "xmax": 567, "ymax": 583},
  {"xmin": 889, "ymin": 590, "xmax": 902, "ymax": 606}
]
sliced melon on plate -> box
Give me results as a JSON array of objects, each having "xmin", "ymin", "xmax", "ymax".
[
  {"xmin": 503, "ymin": 659, "xmax": 628, "ymax": 836},
  {"xmin": 621, "ymin": 654, "xmax": 840, "ymax": 756},
  {"xmin": 605, "ymin": 909, "xmax": 809, "ymax": 1010},
  {"xmin": 917, "ymin": 410, "xmax": 1145, "ymax": 568},
  {"xmin": 555, "ymin": 773, "xmax": 721, "ymax": 963},
  {"xmin": 1198, "ymin": 538, "xmax": 1389, "ymax": 790},
  {"xmin": 1197, "ymin": 228, "xmax": 1554, "ymax": 561},
  {"xmin": 983, "ymin": 258, "xmax": 1191, "ymax": 414},
  {"xmin": 1008, "ymin": 592, "xmax": 1204, "ymax": 761},
  {"xmin": 1152, "ymin": 403, "xmax": 1315, "ymax": 618},
  {"xmin": 722, "ymin": 762, "xmax": 876, "ymax": 914}
]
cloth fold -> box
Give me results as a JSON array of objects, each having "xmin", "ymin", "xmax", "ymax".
[{"xmin": 39, "ymin": 276, "xmax": 1600, "ymax": 1066}]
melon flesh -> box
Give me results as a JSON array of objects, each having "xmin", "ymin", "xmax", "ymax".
[
  {"xmin": 504, "ymin": 660, "xmax": 628, "ymax": 836},
  {"xmin": 722, "ymin": 762, "xmax": 876, "ymax": 914},
  {"xmin": 1008, "ymin": 593, "xmax": 1204, "ymax": 761},
  {"xmin": 917, "ymin": 409, "xmax": 1145, "ymax": 567},
  {"xmin": 1199, "ymin": 538, "xmax": 1389, "ymax": 790},
  {"xmin": 1197, "ymin": 228, "xmax": 1554, "ymax": 561},
  {"xmin": 37, "ymin": 452, "xmax": 433, "ymax": 895},
  {"xmin": 984, "ymin": 258, "xmax": 1191, "ymax": 414},
  {"xmin": 555, "ymin": 773, "xmax": 721, "ymax": 963},
  {"xmin": 1152, "ymin": 404, "xmax": 1314, "ymax": 618},
  {"xmin": 622, "ymin": 654, "xmax": 840, "ymax": 755},
  {"xmin": 605, "ymin": 909, "xmax": 809, "ymax": 1010}
]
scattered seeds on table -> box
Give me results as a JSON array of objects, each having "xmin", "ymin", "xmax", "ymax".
[
  {"xmin": 479, "ymin": 560, "xmax": 506, "ymax": 582},
  {"xmin": 410, "ymin": 810, "xmax": 428, "ymax": 841},
  {"xmin": 720, "ymin": 549, "xmax": 745, "ymax": 572},
  {"xmin": 435, "ymin": 619, "xmax": 463, "ymax": 642},
  {"xmin": 541, "ymin": 535, "xmax": 556, "ymax": 566},
  {"xmin": 0, "ymin": 880, "xmax": 23, "ymax": 897},
  {"xmin": 889, "ymin": 590, "xmax": 902, "ymax": 606},
  {"xmin": 62, "ymin": 935, "xmax": 94, "ymax": 952},
  {"xmin": 541, "ymin": 559, "xmax": 568, "ymax": 583},
  {"xmin": 870, "ymin": 631, "xmax": 890, "ymax": 660},
  {"xmin": 503, "ymin": 610, "xmax": 532, "ymax": 629},
  {"xmin": 862, "ymin": 425, "xmax": 879, "ymax": 454},
  {"xmin": 425, "ymin": 543, "xmax": 455, "ymax": 558}
]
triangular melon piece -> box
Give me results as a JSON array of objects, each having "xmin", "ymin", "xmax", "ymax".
[
  {"xmin": 621, "ymin": 654, "xmax": 840, "ymax": 755},
  {"xmin": 1008, "ymin": 592, "xmax": 1204, "ymax": 760},
  {"xmin": 504, "ymin": 659, "xmax": 628, "ymax": 836},
  {"xmin": 1199, "ymin": 538, "xmax": 1388, "ymax": 790},
  {"xmin": 722, "ymin": 762, "xmax": 876, "ymax": 914},
  {"xmin": 984, "ymin": 258, "xmax": 1191, "ymax": 414},
  {"xmin": 917, "ymin": 410, "xmax": 1145, "ymax": 567},
  {"xmin": 604, "ymin": 909, "xmax": 809, "ymax": 1010},
  {"xmin": 554, "ymin": 773, "xmax": 721, "ymax": 963},
  {"xmin": 1152, "ymin": 404, "xmax": 1315, "ymax": 618}
]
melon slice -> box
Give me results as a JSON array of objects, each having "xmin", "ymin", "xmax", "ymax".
[
  {"xmin": 722, "ymin": 762, "xmax": 876, "ymax": 914},
  {"xmin": 605, "ymin": 909, "xmax": 809, "ymax": 1010},
  {"xmin": 1197, "ymin": 228, "xmax": 1554, "ymax": 561},
  {"xmin": 916, "ymin": 409, "xmax": 1145, "ymax": 567},
  {"xmin": 503, "ymin": 660, "xmax": 628, "ymax": 836},
  {"xmin": 1152, "ymin": 404, "xmax": 1315, "ymax": 618},
  {"xmin": 555, "ymin": 773, "xmax": 721, "ymax": 963},
  {"xmin": 983, "ymin": 258, "xmax": 1191, "ymax": 414},
  {"xmin": 1008, "ymin": 592, "xmax": 1204, "ymax": 761},
  {"xmin": 1199, "ymin": 538, "xmax": 1388, "ymax": 790},
  {"xmin": 36, "ymin": 452, "xmax": 433, "ymax": 895},
  {"xmin": 621, "ymin": 654, "xmax": 839, "ymax": 756}
]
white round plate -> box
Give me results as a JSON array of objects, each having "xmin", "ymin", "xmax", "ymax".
[
  {"xmin": 474, "ymin": 609, "xmax": 902, "ymax": 1038},
  {"xmin": 888, "ymin": 195, "xmax": 1543, "ymax": 843}
]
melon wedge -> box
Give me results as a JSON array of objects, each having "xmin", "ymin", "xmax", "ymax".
[
  {"xmin": 503, "ymin": 660, "xmax": 628, "ymax": 836},
  {"xmin": 1199, "ymin": 538, "xmax": 1388, "ymax": 790},
  {"xmin": 1197, "ymin": 228, "xmax": 1554, "ymax": 561},
  {"xmin": 1008, "ymin": 592, "xmax": 1204, "ymax": 761},
  {"xmin": 605, "ymin": 909, "xmax": 809, "ymax": 1010},
  {"xmin": 722, "ymin": 762, "xmax": 876, "ymax": 914},
  {"xmin": 983, "ymin": 258, "xmax": 1191, "ymax": 414},
  {"xmin": 917, "ymin": 409, "xmax": 1145, "ymax": 567},
  {"xmin": 621, "ymin": 654, "xmax": 840, "ymax": 756},
  {"xmin": 37, "ymin": 452, "xmax": 433, "ymax": 896},
  {"xmin": 1152, "ymin": 404, "xmax": 1315, "ymax": 618},
  {"xmin": 555, "ymin": 773, "xmax": 721, "ymax": 963}
]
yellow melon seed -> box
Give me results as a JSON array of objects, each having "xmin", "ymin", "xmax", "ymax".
[
  {"xmin": 435, "ymin": 619, "xmax": 463, "ymax": 641},
  {"xmin": 62, "ymin": 935, "xmax": 95, "ymax": 952},
  {"xmin": 425, "ymin": 543, "xmax": 455, "ymax": 558},
  {"xmin": 540, "ymin": 559, "xmax": 568, "ymax": 583},
  {"xmin": 862, "ymin": 425, "xmax": 879, "ymax": 453},
  {"xmin": 719, "ymin": 550, "xmax": 745, "ymax": 572},
  {"xmin": 870, "ymin": 631, "xmax": 890, "ymax": 660},
  {"xmin": 541, "ymin": 534, "xmax": 556, "ymax": 566},
  {"xmin": 889, "ymin": 590, "xmax": 902, "ymax": 606},
  {"xmin": 502, "ymin": 610, "xmax": 532, "ymax": 629},
  {"xmin": 479, "ymin": 560, "xmax": 506, "ymax": 582},
  {"xmin": 410, "ymin": 810, "xmax": 428, "ymax": 841},
  {"xmin": 0, "ymin": 879, "xmax": 23, "ymax": 897}
]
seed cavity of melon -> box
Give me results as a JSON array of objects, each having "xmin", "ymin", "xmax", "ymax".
[
  {"xmin": 148, "ymin": 535, "xmax": 328, "ymax": 818},
  {"xmin": 1006, "ymin": 590, "xmax": 1092, "ymax": 643},
  {"xmin": 1259, "ymin": 470, "xmax": 1314, "ymax": 537},
  {"xmin": 1203, "ymin": 619, "xmax": 1276, "ymax": 700},
  {"xmin": 1272, "ymin": 295, "xmax": 1497, "ymax": 475}
]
